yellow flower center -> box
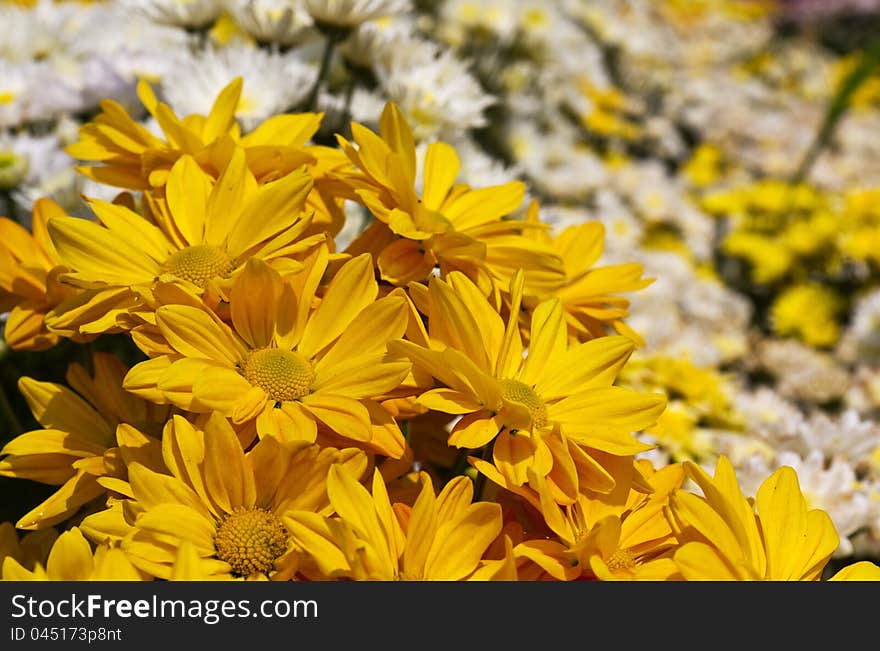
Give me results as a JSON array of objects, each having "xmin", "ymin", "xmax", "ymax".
[
  {"xmin": 0, "ymin": 150, "xmax": 29, "ymax": 190},
  {"xmin": 499, "ymin": 379, "xmax": 548, "ymax": 430},
  {"xmin": 214, "ymin": 507, "xmax": 289, "ymax": 577},
  {"xmin": 606, "ymin": 549, "xmax": 636, "ymax": 572},
  {"xmin": 162, "ymin": 245, "xmax": 234, "ymax": 288},
  {"xmin": 241, "ymin": 348, "xmax": 314, "ymax": 403}
]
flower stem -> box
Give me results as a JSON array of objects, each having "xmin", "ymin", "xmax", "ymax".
[
  {"xmin": 304, "ymin": 30, "xmax": 343, "ymax": 112},
  {"xmin": 790, "ymin": 39, "xmax": 880, "ymax": 184}
]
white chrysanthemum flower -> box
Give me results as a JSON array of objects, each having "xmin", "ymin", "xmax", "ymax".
[
  {"xmin": 0, "ymin": 60, "xmax": 81, "ymax": 129},
  {"xmin": 0, "ymin": 131, "xmax": 79, "ymax": 221},
  {"xmin": 304, "ymin": 0, "xmax": 410, "ymax": 30},
  {"xmin": 755, "ymin": 338, "xmax": 851, "ymax": 405},
  {"xmin": 625, "ymin": 250, "xmax": 752, "ymax": 367},
  {"xmin": 794, "ymin": 410, "xmax": 880, "ymax": 468},
  {"xmin": 160, "ymin": 43, "xmax": 318, "ymax": 131},
  {"xmin": 226, "ymin": 0, "xmax": 316, "ymax": 46},
  {"xmin": 437, "ymin": 0, "xmax": 519, "ymax": 48},
  {"xmin": 338, "ymin": 15, "xmax": 415, "ymax": 70},
  {"xmin": 122, "ymin": 0, "xmax": 225, "ymax": 29},
  {"xmin": 64, "ymin": 4, "xmax": 191, "ymax": 90},
  {"xmin": 375, "ymin": 38, "xmax": 495, "ymax": 141},
  {"xmin": 0, "ymin": 0, "xmax": 76, "ymax": 62},
  {"xmin": 734, "ymin": 386, "xmax": 805, "ymax": 449},
  {"xmin": 736, "ymin": 450, "xmax": 872, "ymax": 558},
  {"xmin": 508, "ymin": 117, "xmax": 607, "ymax": 201},
  {"xmin": 838, "ymin": 288, "xmax": 880, "ymax": 365}
]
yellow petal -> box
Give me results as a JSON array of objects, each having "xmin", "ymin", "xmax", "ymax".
[
  {"xmin": 48, "ymin": 216, "xmax": 158, "ymax": 285},
  {"xmin": 231, "ymin": 258, "xmax": 282, "ymax": 349},
  {"xmin": 674, "ymin": 541, "xmax": 745, "ymax": 581},
  {"xmin": 300, "ymin": 394, "xmax": 372, "ymax": 442},
  {"xmin": 535, "ymin": 335, "xmax": 635, "ymax": 399},
  {"xmin": 156, "ymin": 304, "xmax": 246, "ymax": 365},
  {"xmin": 202, "ymin": 412, "xmax": 256, "ymax": 512},
  {"xmin": 298, "ymin": 252, "xmax": 378, "ymax": 358},
  {"xmin": 17, "ymin": 377, "xmax": 113, "ymax": 442},
  {"xmin": 422, "ymin": 142, "xmax": 459, "ymax": 211},
  {"xmin": 226, "ymin": 166, "xmax": 313, "ymax": 258},
  {"xmin": 45, "ymin": 528, "xmax": 94, "ymax": 580},
  {"xmin": 424, "ymin": 502, "xmax": 502, "ymax": 580}
]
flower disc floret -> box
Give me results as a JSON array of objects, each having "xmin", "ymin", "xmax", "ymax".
[
  {"xmin": 214, "ymin": 507, "xmax": 289, "ymax": 577},
  {"xmin": 162, "ymin": 245, "xmax": 235, "ymax": 288},
  {"xmin": 241, "ymin": 348, "xmax": 315, "ymax": 402}
]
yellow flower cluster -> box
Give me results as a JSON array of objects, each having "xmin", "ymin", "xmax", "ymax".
[
  {"xmin": 1, "ymin": 79, "xmax": 877, "ymax": 581},
  {"xmin": 700, "ymin": 179, "xmax": 880, "ymax": 347}
]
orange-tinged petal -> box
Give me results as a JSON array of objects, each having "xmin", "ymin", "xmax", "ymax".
[{"xmin": 377, "ymin": 238, "xmax": 434, "ymax": 285}]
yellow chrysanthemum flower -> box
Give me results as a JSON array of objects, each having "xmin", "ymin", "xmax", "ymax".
[
  {"xmin": 286, "ymin": 466, "xmax": 509, "ymax": 580},
  {"xmin": 122, "ymin": 251, "xmax": 412, "ymax": 457},
  {"xmin": 523, "ymin": 200, "xmax": 652, "ymax": 344},
  {"xmin": 335, "ymin": 101, "xmax": 566, "ymax": 296},
  {"xmin": 45, "ymin": 147, "xmax": 322, "ymax": 338},
  {"xmin": 513, "ymin": 460, "xmax": 684, "ymax": 581},
  {"xmin": 2, "ymin": 527, "xmax": 145, "ymax": 581},
  {"xmin": 79, "ymin": 413, "xmax": 369, "ymax": 580},
  {"xmin": 66, "ymin": 77, "xmax": 321, "ymax": 191},
  {"xmin": 0, "ymin": 352, "xmax": 169, "ymax": 530},
  {"xmin": 0, "ymin": 198, "xmax": 80, "ymax": 350},
  {"xmin": 388, "ymin": 270, "xmax": 667, "ymax": 503},
  {"xmin": 770, "ymin": 282, "xmax": 843, "ymax": 348},
  {"xmin": 667, "ymin": 456, "xmax": 839, "ymax": 580}
]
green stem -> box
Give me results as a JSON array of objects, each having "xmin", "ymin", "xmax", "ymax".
[
  {"xmin": 790, "ymin": 40, "xmax": 880, "ymax": 184},
  {"xmin": 0, "ymin": 380, "xmax": 23, "ymax": 437},
  {"xmin": 304, "ymin": 30, "xmax": 343, "ymax": 113}
]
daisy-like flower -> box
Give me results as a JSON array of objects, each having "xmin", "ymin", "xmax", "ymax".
[
  {"xmin": 388, "ymin": 270, "xmax": 667, "ymax": 503},
  {"xmin": 122, "ymin": 251, "xmax": 412, "ymax": 457},
  {"xmin": 2, "ymin": 527, "xmax": 145, "ymax": 581},
  {"xmin": 513, "ymin": 460, "xmax": 685, "ymax": 581},
  {"xmin": 66, "ymin": 76, "xmax": 322, "ymax": 190},
  {"xmin": 0, "ymin": 352, "xmax": 170, "ymax": 530},
  {"xmin": 0, "ymin": 198, "xmax": 80, "ymax": 351},
  {"xmin": 225, "ymin": 0, "xmax": 316, "ymax": 47},
  {"xmin": 286, "ymin": 465, "xmax": 506, "ymax": 580},
  {"xmin": 45, "ymin": 148, "xmax": 321, "ymax": 338},
  {"xmin": 336, "ymin": 101, "xmax": 566, "ymax": 297},
  {"xmin": 160, "ymin": 43, "xmax": 319, "ymax": 132},
  {"xmin": 80, "ymin": 413, "xmax": 369, "ymax": 580},
  {"xmin": 123, "ymin": 0, "xmax": 225, "ymax": 30},
  {"xmin": 375, "ymin": 38, "xmax": 496, "ymax": 141},
  {"xmin": 304, "ymin": 0, "xmax": 410, "ymax": 32},
  {"xmin": 523, "ymin": 200, "xmax": 653, "ymax": 344},
  {"xmin": 667, "ymin": 455, "xmax": 839, "ymax": 580}
]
